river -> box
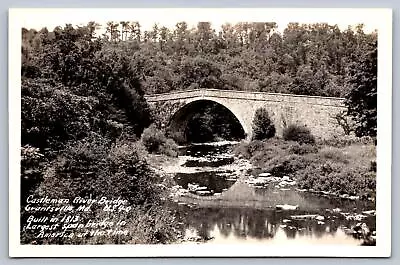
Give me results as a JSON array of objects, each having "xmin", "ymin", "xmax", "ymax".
[{"xmin": 166, "ymin": 142, "xmax": 376, "ymax": 246}]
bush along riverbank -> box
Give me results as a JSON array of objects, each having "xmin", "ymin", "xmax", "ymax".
[{"xmin": 234, "ymin": 136, "xmax": 376, "ymax": 202}]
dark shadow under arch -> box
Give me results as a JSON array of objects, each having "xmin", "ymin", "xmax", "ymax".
[{"xmin": 167, "ymin": 100, "xmax": 246, "ymax": 144}]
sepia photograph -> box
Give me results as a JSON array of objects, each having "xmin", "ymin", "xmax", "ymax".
[{"xmin": 9, "ymin": 8, "xmax": 392, "ymax": 257}]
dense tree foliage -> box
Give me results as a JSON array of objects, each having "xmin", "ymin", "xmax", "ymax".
[
  {"xmin": 22, "ymin": 21, "xmax": 377, "ymax": 141},
  {"xmin": 252, "ymin": 108, "xmax": 276, "ymax": 140},
  {"xmin": 40, "ymin": 21, "xmax": 377, "ymax": 99},
  {"xmin": 103, "ymin": 21, "xmax": 375, "ymax": 139},
  {"xmin": 22, "ymin": 23, "xmax": 154, "ymax": 150},
  {"xmin": 20, "ymin": 23, "xmax": 174, "ymax": 244},
  {"xmin": 344, "ymin": 40, "xmax": 377, "ymax": 137}
]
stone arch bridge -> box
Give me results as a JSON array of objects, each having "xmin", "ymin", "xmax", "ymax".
[{"xmin": 145, "ymin": 89, "xmax": 346, "ymax": 141}]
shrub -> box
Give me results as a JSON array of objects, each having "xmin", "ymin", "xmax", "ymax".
[
  {"xmin": 283, "ymin": 124, "xmax": 315, "ymax": 144},
  {"xmin": 159, "ymin": 138, "xmax": 179, "ymax": 157},
  {"xmin": 288, "ymin": 142, "xmax": 319, "ymax": 155},
  {"xmin": 264, "ymin": 154, "xmax": 308, "ymax": 177},
  {"xmin": 252, "ymin": 108, "xmax": 276, "ymax": 140},
  {"xmin": 320, "ymin": 135, "xmax": 375, "ymax": 147},
  {"xmin": 165, "ymin": 129, "xmax": 186, "ymax": 145},
  {"xmin": 141, "ymin": 124, "xmax": 179, "ymax": 157},
  {"xmin": 233, "ymin": 140, "xmax": 265, "ymax": 159},
  {"xmin": 234, "ymin": 138, "xmax": 297, "ymax": 168},
  {"xmin": 141, "ymin": 124, "xmax": 167, "ymax": 153},
  {"xmin": 21, "ymin": 145, "xmax": 45, "ymax": 205},
  {"xmin": 296, "ymin": 165, "xmax": 376, "ymax": 200},
  {"xmin": 319, "ymin": 147, "xmax": 349, "ymax": 164},
  {"xmin": 249, "ymin": 142, "xmax": 288, "ymax": 167},
  {"xmin": 246, "ymin": 140, "xmax": 265, "ymax": 156},
  {"xmin": 36, "ymin": 134, "xmax": 158, "ymax": 204},
  {"xmin": 21, "ymin": 134, "xmax": 166, "ymax": 244}
]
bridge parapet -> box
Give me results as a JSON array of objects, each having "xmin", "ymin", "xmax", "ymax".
[{"xmin": 145, "ymin": 89, "xmax": 345, "ymax": 107}]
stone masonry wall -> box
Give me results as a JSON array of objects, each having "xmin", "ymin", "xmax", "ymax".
[{"xmin": 146, "ymin": 89, "xmax": 347, "ymax": 141}]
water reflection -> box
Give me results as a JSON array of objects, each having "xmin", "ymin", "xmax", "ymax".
[
  {"xmin": 174, "ymin": 143, "xmax": 238, "ymax": 195},
  {"xmin": 178, "ymin": 205, "xmax": 375, "ymax": 245},
  {"xmin": 174, "ymin": 171, "xmax": 236, "ymax": 194},
  {"xmin": 172, "ymin": 142, "xmax": 376, "ymax": 246}
]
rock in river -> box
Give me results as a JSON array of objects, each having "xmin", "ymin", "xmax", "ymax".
[
  {"xmin": 196, "ymin": 190, "xmax": 212, "ymax": 196},
  {"xmin": 340, "ymin": 212, "xmax": 368, "ymax": 221},
  {"xmin": 282, "ymin": 175, "xmax": 291, "ymax": 182},
  {"xmin": 362, "ymin": 210, "xmax": 376, "ymax": 216},
  {"xmin": 315, "ymin": 215, "xmax": 325, "ymax": 221},
  {"xmin": 276, "ymin": 204, "xmax": 299, "ymax": 210},
  {"xmin": 290, "ymin": 214, "xmax": 325, "ymax": 221}
]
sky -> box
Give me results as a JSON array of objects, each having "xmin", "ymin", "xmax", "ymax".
[{"xmin": 16, "ymin": 8, "xmax": 382, "ymax": 34}]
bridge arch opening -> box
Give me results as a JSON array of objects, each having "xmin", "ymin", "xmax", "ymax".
[{"xmin": 166, "ymin": 100, "xmax": 246, "ymax": 144}]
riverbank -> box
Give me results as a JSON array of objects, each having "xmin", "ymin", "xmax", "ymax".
[
  {"xmin": 234, "ymin": 137, "xmax": 376, "ymax": 201},
  {"xmin": 147, "ymin": 137, "xmax": 376, "ymax": 204}
]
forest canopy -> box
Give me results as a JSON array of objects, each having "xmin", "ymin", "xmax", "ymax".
[
  {"xmin": 21, "ymin": 20, "xmax": 378, "ymax": 143},
  {"xmin": 22, "ymin": 21, "xmax": 377, "ymax": 98}
]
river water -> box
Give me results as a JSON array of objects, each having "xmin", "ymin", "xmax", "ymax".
[{"xmin": 168, "ymin": 142, "xmax": 376, "ymax": 246}]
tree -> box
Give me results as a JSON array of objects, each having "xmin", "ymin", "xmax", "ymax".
[
  {"xmin": 120, "ymin": 21, "xmax": 129, "ymax": 41},
  {"xmin": 332, "ymin": 111, "xmax": 355, "ymax": 135},
  {"xmin": 252, "ymin": 108, "xmax": 276, "ymax": 140},
  {"xmin": 22, "ymin": 23, "xmax": 152, "ymax": 147},
  {"xmin": 105, "ymin": 21, "xmax": 120, "ymax": 42},
  {"xmin": 128, "ymin": 21, "xmax": 141, "ymax": 41},
  {"xmin": 344, "ymin": 40, "xmax": 377, "ymax": 138},
  {"xmin": 195, "ymin": 22, "xmax": 214, "ymax": 53},
  {"xmin": 291, "ymin": 65, "xmax": 315, "ymax": 95},
  {"xmin": 21, "ymin": 79, "xmax": 97, "ymax": 151},
  {"xmin": 178, "ymin": 56, "xmax": 223, "ymax": 89}
]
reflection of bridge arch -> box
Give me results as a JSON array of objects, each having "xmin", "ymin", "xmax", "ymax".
[
  {"xmin": 168, "ymin": 98, "xmax": 248, "ymax": 142},
  {"xmin": 145, "ymin": 89, "xmax": 346, "ymax": 140},
  {"xmin": 171, "ymin": 176, "xmax": 262, "ymax": 205}
]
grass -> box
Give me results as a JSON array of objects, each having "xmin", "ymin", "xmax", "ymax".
[{"xmin": 234, "ymin": 137, "xmax": 376, "ymax": 201}]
